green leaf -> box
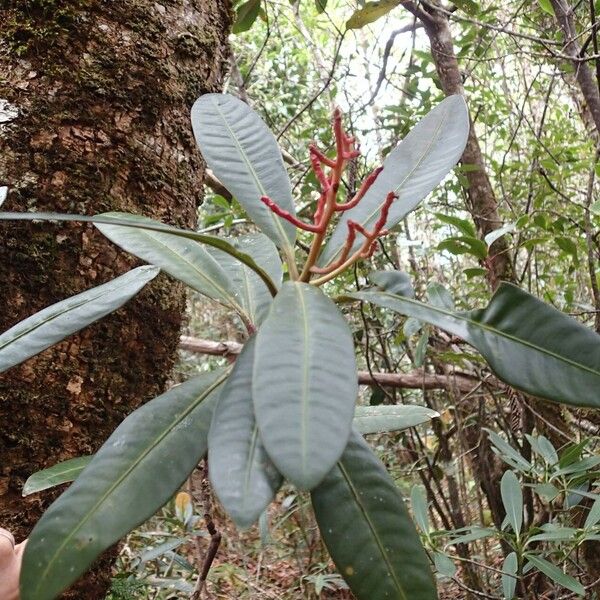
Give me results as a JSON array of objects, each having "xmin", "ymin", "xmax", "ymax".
[
  {"xmin": 438, "ymin": 236, "xmax": 487, "ymax": 260},
  {"xmin": 502, "ymin": 552, "xmax": 518, "ymax": 600},
  {"xmin": 525, "ymin": 434, "xmax": 558, "ymax": 465},
  {"xmin": 23, "ymin": 456, "xmax": 93, "ymax": 497},
  {"xmin": 0, "ymin": 212, "xmax": 279, "ymax": 296},
  {"xmin": 208, "ymin": 337, "xmax": 282, "ymax": 529},
  {"xmin": 191, "ymin": 94, "xmax": 296, "ymax": 257},
  {"xmin": 537, "ymin": 0, "xmax": 555, "ymax": 15},
  {"xmin": 311, "ymin": 431, "xmax": 437, "ymax": 599},
  {"xmin": 501, "ymin": 471, "xmax": 523, "ymax": 535},
  {"xmin": 445, "ymin": 527, "xmax": 496, "ymax": 546},
  {"xmin": 0, "ymin": 265, "xmax": 158, "ymax": 374},
  {"xmin": 207, "ymin": 234, "xmax": 282, "ymax": 325},
  {"xmin": 433, "ymin": 552, "xmax": 457, "ymax": 578},
  {"xmin": 427, "ymin": 283, "xmax": 454, "ymax": 310},
  {"xmin": 411, "ymin": 485, "xmax": 430, "ymax": 534},
  {"xmin": 555, "ymin": 236, "xmax": 578, "ymax": 261},
  {"xmin": 526, "ymin": 528, "xmax": 577, "ymax": 543},
  {"xmin": 315, "ymin": 0, "xmax": 327, "ymax": 13},
  {"xmin": 463, "ymin": 267, "xmax": 487, "ymax": 279},
  {"xmin": 525, "ymin": 555, "xmax": 584, "ymax": 596},
  {"xmin": 348, "ymin": 283, "xmax": 600, "ymax": 408},
  {"xmin": 20, "ymin": 371, "xmax": 227, "ymax": 600},
  {"xmin": 232, "ymin": 0, "xmax": 261, "ymax": 34},
  {"xmin": 353, "ymin": 405, "xmax": 438, "ymax": 435},
  {"xmin": 95, "ymin": 214, "xmax": 244, "ymax": 313},
  {"xmin": 253, "ymin": 282, "xmax": 357, "ymax": 490},
  {"xmin": 590, "ymin": 200, "xmax": 600, "ymax": 215},
  {"xmin": 435, "ymin": 212, "xmax": 476, "ymax": 237},
  {"xmin": 369, "ymin": 270, "xmax": 414, "ymax": 297},
  {"xmin": 319, "ymin": 96, "xmax": 469, "ymax": 267},
  {"xmin": 585, "ymin": 497, "xmax": 600, "ymax": 529},
  {"xmin": 346, "ymin": 0, "xmax": 402, "ymax": 30},
  {"xmin": 533, "ymin": 483, "xmax": 559, "ymax": 502}
]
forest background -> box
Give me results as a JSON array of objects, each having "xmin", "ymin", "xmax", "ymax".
[{"xmin": 2, "ymin": 0, "xmax": 600, "ymax": 598}]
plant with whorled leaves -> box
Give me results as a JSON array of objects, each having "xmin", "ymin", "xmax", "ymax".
[{"xmin": 1, "ymin": 93, "xmax": 599, "ymax": 600}]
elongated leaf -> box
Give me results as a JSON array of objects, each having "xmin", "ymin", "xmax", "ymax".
[
  {"xmin": 502, "ymin": 552, "xmax": 518, "ymax": 600},
  {"xmin": 311, "ymin": 431, "xmax": 437, "ymax": 599},
  {"xmin": 445, "ymin": 527, "xmax": 496, "ymax": 546},
  {"xmin": 369, "ymin": 270, "xmax": 414, "ymax": 297},
  {"xmin": 411, "ymin": 485, "xmax": 430, "ymax": 534},
  {"xmin": 253, "ymin": 282, "xmax": 357, "ymax": 489},
  {"xmin": 0, "ymin": 265, "xmax": 158, "ymax": 374},
  {"xmin": 349, "ymin": 283, "xmax": 600, "ymax": 408},
  {"xmin": 23, "ymin": 456, "xmax": 93, "ymax": 497},
  {"xmin": 433, "ymin": 552, "xmax": 456, "ymax": 578},
  {"xmin": 346, "ymin": 0, "xmax": 401, "ymax": 30},
  {"xmin": 209, "ymin": 337, "xmax": 282, "ymax": 529},
  {"xmin": 353, "ymin": 405, "xmax": 438, "ymax": 434},
  {"xmin": 207, "ymin": 234, "xmax": 282, "ymax": 325},
  {"xmin": 585, "ymin": 497, "xmax": 600, "ymax": 529},
  {"xmin": 501, "ymin": 471, "xmax": 523, "ymax": 535},
  {"xmin": 319, "ymin": 96, "xmax": 469, "ymax": 267},
  {"xmin": 191, "ymin": 94, "xmax": 296, "ymax": 255},
  {"xmin": 232, "ymin": 0, "xmax": 261, "ymax": 33},
  {"xmin": 0, "ymin": 211, "xmax": 278, "ymax": 296},
  {"xmin": 95, "ymin": 214, "xmax": 244, "ymax": 314},
  {"xmin": 20, "ymin": 370, "xmax": 227, "ymax": 600},
  {"xmin": 525, "ymin": 555, "xmax": 584, "ymax": 595},
  {"xmin": 485, "ymin": 429, "xmax": 532, "ymax": 471}
]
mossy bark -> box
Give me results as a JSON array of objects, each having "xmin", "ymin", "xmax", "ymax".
[{"xmin": 0, "ymin": 1, "xmax": 231, "ymax": 596}]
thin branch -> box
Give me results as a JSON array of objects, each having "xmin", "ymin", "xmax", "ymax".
[{"xmin": 179, "ymin": 336, "xmax": 481, "ymax": 392}]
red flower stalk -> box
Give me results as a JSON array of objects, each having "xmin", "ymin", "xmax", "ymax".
[
  {"xmin": 310, "ymin": 221, "xmax": 358, "ymax": 275},
  {"xmin": 335, "ymin": 166, "xmax": 384, "ymax": 212},
  {"xmin": 260, "ymin": 196, "xmax": 325, "ymax": 233},
  {"xmin": 309, "ymin": 147, "xmax": 330, "ymax": 191},
  {"xmin": 308, "ymin": 143, "xmax": 336, "ymax": 168}
]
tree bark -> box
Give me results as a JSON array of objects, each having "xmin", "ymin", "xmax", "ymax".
[
  {"xmin": 399, "ymin": 3, "xmax": 521, "ymax": 554},
  {"xmin": 410, "ymin": 2, "xmax": 514, "ymax": 288},
  {"xmin": 0, "ymin": 1, "xmax": 231, "ymax": 596},
  {"xmin": 549, "ymin": 0, "xmax": 600, "ymax": 134}
]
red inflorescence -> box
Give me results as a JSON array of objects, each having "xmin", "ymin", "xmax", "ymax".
[{"xmin": 260, "ymin": 107, "xmax": 399, "ymax": 279}]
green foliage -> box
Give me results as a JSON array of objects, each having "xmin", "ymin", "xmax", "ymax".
[
  {"xmin": 20, "ymin": 372, "xmax": 226, "ymax": 600},
  {"xmin": 350, "ymin": 282, "xmax": 600, "ymax": 407},
  {"xmin": 2, "ymin": 92, "xmax": 599, "ymax": 599},
  {"xmin": 311, "ymin": 431, "xmax": 437, "ymax": 598},
  {"xmin": 345, "ymin": 0, "xmax": 402, "ymax": 30},
  {"xmin": 22, "ymin": 456, "xmax": 93, "ymax": 497},
  {"xmin": 0, "ymin": 266, "xmax": 158, "ymax": 374}
]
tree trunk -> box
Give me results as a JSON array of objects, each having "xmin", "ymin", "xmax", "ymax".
[{"xmin": 0, "ymin": 1, "xmax": 231, "ymax": 596}]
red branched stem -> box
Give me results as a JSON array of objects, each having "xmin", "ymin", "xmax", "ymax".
[
  {"xmin": 335, "ymin": 166, "xmax": 384, "ymax": 211},
  {"xmin": 310, "ymin": 222, "xmax": 357, "ymax": 275},
  {"xmin": 310, "ymin": 192, "xmax": 399, "ymax": 285},
  {"xmin": 372, "ymin": 191, "xmax": 397, "ymax": 234},
  {"xmin": 260, "ymin": 196, "xmax": 325, "ymax": 233},
  {"xmin": 310, "ymin": 148, "xmax": 330, "ymax": 191},
  {"xmin": 308, "ymin": 144, "xmax": 336, "ymax": 168},
  {"xmin": 313, "ymin": 191, "xmax": 328, "ymax": 225}
]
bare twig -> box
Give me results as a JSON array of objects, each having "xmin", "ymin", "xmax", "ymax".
[{"xmin": 179, "ymin": 335, "xmax": 482, "ymax": 392}]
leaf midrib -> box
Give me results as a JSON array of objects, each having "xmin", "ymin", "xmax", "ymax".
[
  {"xmin": 297, "ymin": 285, "xmax": 310, "ymax": 479},
  {"xmin": 210, "ymin": 98, "xmax": 294, "ymax": 255},
  {"xmin": 0, "ymin": 270, "xmax": 152, "ymax": 355},
  {"xmin": 338, "ymin": 460, "xmax": 407, "ymax": 599},
  {"xmin": 357, "ymin": 290, "xmax": 599, "ymax": 378},
  {"xmin": 31, "ymin": 371, "xmax": 228, "ymax": 595},
  {"xmin": 131, "ymin": 228, "xmax": 250, "ymax": 320}
]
